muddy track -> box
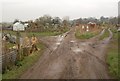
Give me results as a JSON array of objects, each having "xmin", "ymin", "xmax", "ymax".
[{"xmin": 20, "ymin": 27, "xmax": 113, "ymax": 79}]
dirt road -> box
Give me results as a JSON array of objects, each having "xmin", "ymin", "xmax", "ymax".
[{"xmin": 20, "ymin": 27, "xmax": 113, "ymax": 79}]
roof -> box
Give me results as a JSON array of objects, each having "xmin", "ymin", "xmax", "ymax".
[{"xmin": 88, "ymin": 22, "xmax": 96, "ymax": 24}]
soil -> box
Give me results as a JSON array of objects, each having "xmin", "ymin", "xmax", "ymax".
[{"xmin": 20, "ymin": 27, "xmax": 113, "ymax": 79}]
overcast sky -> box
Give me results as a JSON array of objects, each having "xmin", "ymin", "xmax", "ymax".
[{"xmin": 1, "ymin": 0, "xmax": 119, "ymax": 22}]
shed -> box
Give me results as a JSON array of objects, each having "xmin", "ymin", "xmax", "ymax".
[{"xmin": 13, "ymin": 22, "xmax": 25, "ymax": 31}]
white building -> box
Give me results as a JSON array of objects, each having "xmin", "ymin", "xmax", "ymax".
[
  {"xmin": 24, "ymin": 23, "xmax": 29, "ymax": 28},
  {"xmin": 13, "ymin": 21, "xmax": 28, "ymax": 31},
  {"xmin": 13, "ymin": 22, "xmax": 25, "ymax": 31}
]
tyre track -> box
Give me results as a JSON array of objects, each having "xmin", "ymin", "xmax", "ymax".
[{"xmin": 20, "ymin": 27, "xmax": 113, "ymax": 79}]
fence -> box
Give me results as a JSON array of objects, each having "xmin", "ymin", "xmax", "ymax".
[
  {"xmin": 2, "ymin": 33, "xmax": 37, "ymax": 73},
  {"xmin": 2, "ymin": 46, "xmax": 32, "ymax": 73},
  {"xmin": 2, "ymin": 49, "xmax": 17, "ymax": 73}
]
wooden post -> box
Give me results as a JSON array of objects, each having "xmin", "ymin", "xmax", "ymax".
[
  {"xmin": 16, "ymin": 31, "xmax": 21, "ymax": 61},
  {"xmin": 3, "ymin": 41, "xmax": 7, "ymax": 71}
]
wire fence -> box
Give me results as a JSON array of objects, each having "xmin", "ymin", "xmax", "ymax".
[{"xmin": 2, "ymin": 49, "xmax": 17, "ymax": 72}]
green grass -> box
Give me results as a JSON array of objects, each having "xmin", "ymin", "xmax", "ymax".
[
  {"xmin": 106, "ymin": 28, "xmax": 119, "ymax": 78},
  {"xmin": 2, "ymin": 43, "xmax": 45, "ymax": 79},
  {"xmin": 2, "ymin": 30, "xmax": 16, "ymax": 36},
  {"xmin": 26, "ymin": 28, "xmax": 69, "ymax": 37},
  {"xmin": 26, "ymin": 31, "xmax": 62, "ymax": 37},
  {"xmin": 99, "ymin": 29, "xmax": 109, "ymax": 40},
  {"xmin": 3, "ymin": 28, "xmax": 69, "ymax": 37},
  {"xmin": 3, "ymin": 30, "xmax": 61, "ymax": 37},
  {"xmin": 0, "ymin": 74, "xmax": 2, "ymax": 81},
  {"xmin": 107, "ymin": 49, "xmax": 118, "ymax": 78},
  {"xmin": 75, "ymin": 31, "xmax": 96, "ymax": 39}
]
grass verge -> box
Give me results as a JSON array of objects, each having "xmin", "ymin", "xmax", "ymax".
[
  {"xmin": 2, "ymin": 43, "xmax": 45, "ymax": 79},
  {"xmin": 0, "ymin": 74, "xmax": 2, "ymax": 81},
  {"xmin": 106, "ymin": 28, "xmax": 119, "ymax": 78},
  {"xmin": 75, "ymin": 30, "xmax": 98, "ymax": 39},
  {"xmin": 3, "ymin": 28, "xmax": 69, "ymax": 37}
]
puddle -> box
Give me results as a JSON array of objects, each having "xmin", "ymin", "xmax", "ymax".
[
  {"xmin": 57, "ymin": 35, "xmax": 64, "ymax": 42},
  {"xmin": 52, "ymin": 46, "xmax": 57, "ymax": 50},
  {"xmin": 56, "ymin": 42, "xmax": 61, "ymax": 45},
  {"xmin": 80, "ymin": 43, "xmax": 88, "ymax": 46},
  {"xmin": 70, "ymin": 40, "xmax": 75, "ymax": 43},
  {"xmin": 52, "ymin": 42, "xmax": 61, "ymax": 50},
  {"xmin": 58, "ymin": 38, "xmax": 63, "ymax": 42},
  {"xmin": 51, "ymin": 35, "xmax": 65, "ymax": 51},
  {"xmin": 71, "ymin": 47, "xmax": 83, "ymax": 53}
]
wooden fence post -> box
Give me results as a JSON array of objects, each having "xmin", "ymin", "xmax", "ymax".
[
  {"xmin": 3, "ymin": 41, "xmax": 7, "ymax": 71},
  {"xmin": 16, "ymin": 31, "xmax": 21, "ymax": 61}
]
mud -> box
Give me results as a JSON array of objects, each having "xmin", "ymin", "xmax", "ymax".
[{"xmin": 20, "ymin": 27, "xmax": 113, "ymax": 79}]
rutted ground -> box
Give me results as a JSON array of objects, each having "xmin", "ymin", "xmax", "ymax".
[{"xmin": 20, "ymin": 27, "xmax": 113, "ymax": 79}]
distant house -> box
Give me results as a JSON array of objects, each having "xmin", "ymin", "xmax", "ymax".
[
  {"xmin": 24, "ymin": 23, "xmax": 29, "ymax": 28},
  {"xmin": 88, "ymin": 22, "xmax": 96, "ymax": 28},
  {"xmin": 2, "ymin": 23, "xmax": 13, "ymax": 30},
  {"xmin": 13, "ymin": 21, "xmax": 28, "ymax": 31},
  {"xmin": 86, "ymin": 22, "xmax": 97, "ymax": 31},
  {"xmin": 87, "ymin": 22, "xmax": 96, "ymax": 27}
]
